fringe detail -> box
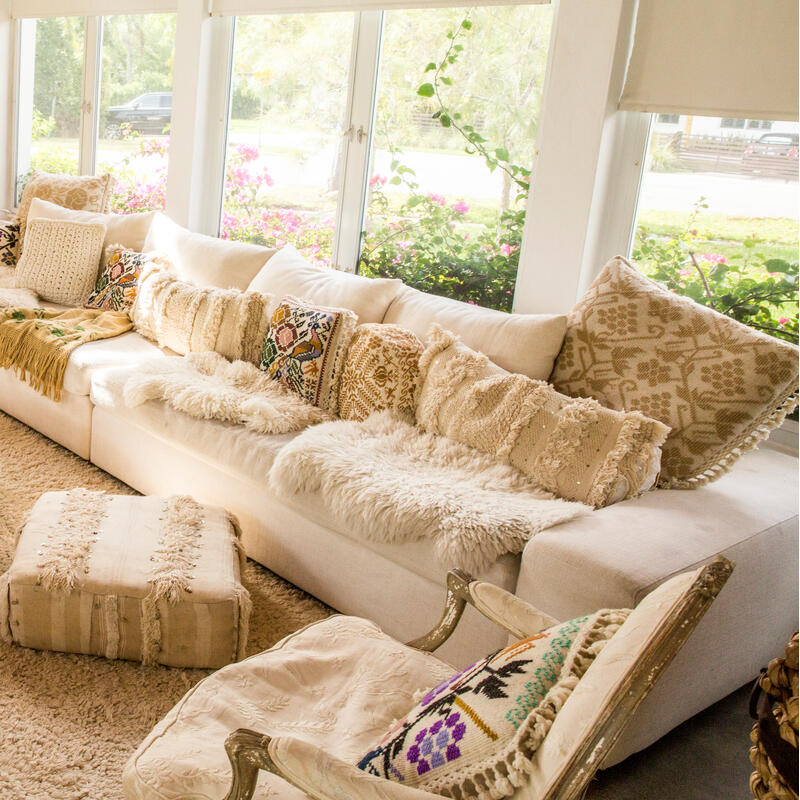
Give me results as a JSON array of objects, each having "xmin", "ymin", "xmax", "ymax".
[
  {"xmin": 0, "ymin": 322, "xmax": 69, "ymax": 401},
  {"xmin": 533, "ymin": 397, "xmax": 599, "ymax": 480},
  {"xmin": 202, "ymin": 290, "xmax": 226, "ymax": 352},
  {"xmin": 104, "ymin": 595, "xmax": 120, "ymax": 660},
  {"xmin": 415, "ymin": 324, "xmax": 459, "ymax": 411},
  {"xmin": 36, "ymin": 489, "xmax": 108, "ymax": 592},
  {"xmin": 658, "ymin": 391, "xmax": 799, "ymax": 489},
  {"xmin": 140, "ymin": 595, "xmax": 161, "ymax": 667},
  {"xmin": 226, "ymin": 509, "xmax": 252, "ymax": 661}
]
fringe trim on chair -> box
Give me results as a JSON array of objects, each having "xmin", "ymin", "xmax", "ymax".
[{"xmin": 226, "ymin": 510, "xmax": 252, "ymax": 662}]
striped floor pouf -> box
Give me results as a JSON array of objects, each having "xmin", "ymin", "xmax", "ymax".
[{"xmin": 0, "ymin": 490, "xmax": 250, "ymax": 669}]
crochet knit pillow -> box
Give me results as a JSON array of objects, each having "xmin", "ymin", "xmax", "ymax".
[
  {"xmin": 416, "ymin": 326, "xmax": 669, "ymax": 508},
  {"xmin": 85, "ymin": 245, "xmax": 165, "ymax": 313},
  {"xmin": 260, "ymin": 295, "xmax": 357, "ymax": 414},
  {"xmin": 15, "ymin": 218, "xmax": 106, "ymax": 306},
  {"xmin": 357, "ymin": 609, "xmax": 629, "ymax": 799},
  {"xmin": 339, "ymin": 323, "xmax": 424, "ymax": 421}
]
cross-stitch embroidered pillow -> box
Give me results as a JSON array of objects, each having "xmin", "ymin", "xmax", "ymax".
[
  {"xmin": 259, "ymin": 295, "xmax": 357, "ymax": 414},
  {"xmin": 85, "ymin": 244, "xmax": 158, "ymax": 312},
  {"xmin": 0, "ymin": 220, "xmax": 20, "ymax": 267},
  {"xmin": 356, "ymin": 609, "xmax": 629, "ymax": 799}
]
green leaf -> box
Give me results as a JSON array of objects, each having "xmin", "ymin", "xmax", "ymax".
[
  {"xmin": 495, "ymin": 147, "xmax": 510, "ymax": 162},
  {"xmin": 417, "ymin": 83, "xmax": 435, "ymax": 98},
  {"xmin": 441, "ymin": 76, "xmax": 453, "ymax": 85},
  {"xmin": 424, "ymin": 62, "xmax": 436, "ymax": 72},
  {"xmin": 461, "ymin": 19, "xmax": 472, "ymax": 29},
  {"xmin": 765, "ymin": 259, "xmax": 792, "ymax": 273},
  {"xmin": 440, "ymin": 114, "xmax": 451, "ymax": 128},
  {"xmin": 431, "ymin": 110, "xmax": 442, "ymax": 119},
  {"xmin": 389, "ymin": 176, "xmax": 402, "ymax": 185}
]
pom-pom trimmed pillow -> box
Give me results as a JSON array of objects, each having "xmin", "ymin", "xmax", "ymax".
[
  {"xmin": 339, "ymin": 323, "xmax": 424, "ymax": 421},
  {"xmin": 357, "ymin": 609, "xmax": 629, "ymax": 799},
  {"xmin": 15, "ymin": 218, "xmax": 106, "ymax": 306},
  {"xmin": 417, "ymin": 326, "xmax": 669, "ymax": 508},
  {"xmin": 260, "ymin": 295, "xmax": 357, "ymax": 413},
  {"xmin": 0, "ymin": 220, "xmax": 20, "ymax": 267},
  {"xmin": 84, "ymin": 244, "xmax": 157, "ymax": 312},
  {"xmin": 550, "ymin": 256, "xmax": 799, "ymax": 488}
]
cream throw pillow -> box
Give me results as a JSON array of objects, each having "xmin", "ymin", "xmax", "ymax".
[
  {"xmin": 131, "ymin": 270, "xmax": 272, "ymax": 364},
  {"xmin": 417, "ymin": 326, "xmax": 670, "ymax": 507},
  {"xmin": 15, "ymin": 218, "xmax": 106, "ymax": 306}
]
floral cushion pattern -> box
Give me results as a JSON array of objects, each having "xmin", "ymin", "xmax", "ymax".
[
  {"xmin": 338, "ymin": 323, "xmax": 424, "ymax": 422},
  {"xmin": 260, "ymin": 295, "xmax": 357, "ymax": 413},
  {"xmin": 356, "ymin": 609, "xmax": 629, "ymax": 799},
  {"xmin": 85, "ymin": 245, "xmax": 152, "ymax": 312},
  {"xmin": 0, "ymin": 220, "xmax": 20, "ymax": 267},
  {"xmin": 550, "ymin": 256, "xmax": 799, "ymax": 488}
]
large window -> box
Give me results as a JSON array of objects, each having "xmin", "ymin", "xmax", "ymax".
[
  {"xmin": 359, "ymin": 6, "xmax": 552, "ymax": 311},
  {"xmin": 96, "ymin": 14, "xmax": 176, "ymax": 213},
  {"xmin": 221, "ymin": 14, "xmax": 356, "ymax": 266},
  {"xmin": 632, "ymin": 114, "xmax": 799, "ymax": 344}
]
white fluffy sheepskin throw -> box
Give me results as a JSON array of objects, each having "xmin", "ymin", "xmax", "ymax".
[
  {"xmin": 269, "ymin": 411, "xmax": 588, "ymax": 573},
  {"xmin": 123, "ymin": 351, "xmax": 331, "ymax": 435},
  {"xmin": 0, "ymin": 286, "xmax": 38, "ymax": 307}
]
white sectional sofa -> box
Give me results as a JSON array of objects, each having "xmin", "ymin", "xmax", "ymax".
[{"xmin": 1, "ymin": 210, "xmax": 797, "ymax": 765}]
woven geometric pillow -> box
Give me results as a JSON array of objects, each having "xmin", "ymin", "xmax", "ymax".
[
  {"xmin": 0, "ymin": 220, "xmax": 20, "ymax": 267},
  {"xmin": 550, "ymin": 256, "xmax": 799, "ymax": 488},
  {"xmin": 85, "ymin": 245, "xmax": 157, "ymax": 313},
  {"xmin": 357, "ymin": 609, "xmax": 629, "ymax": 799},
  {"xmin": 339, "ymin": 323, "xmax": 424, "ymax": 421},
  {"xmin": 260, "ymin": 295, "xmax": 357, "ymax": 413}
]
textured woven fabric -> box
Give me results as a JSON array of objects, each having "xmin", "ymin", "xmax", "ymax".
[
  {"xmin": 357, "ymin": 610, "xmax": 629, "ymax": 799},
  {"xmin": 14, "ymin": 218, "xmax": 106, "ymax": 306},
  {"xmin": 550, "ymin": 256, "xmax": 799, "ymax": 488},
  {"xmin": 417, "ymin": 327, "xmax": 669, "ymax": 508},
  {"xmin": 85, "ymin": 245, "xmax": 164, "ymax": 312},
  {"xmin": 0, "ymin": 220, "xmax": 19, "ymax": 267},
  {"xmin": 260, "ymin": 295, "xmax": 357, "ymax": 413},
  {"xmin": 0, "ymin": 490, "xmax": 250, "ymax": 669},
  {"xmin": 339, "ymin": 323, "xmax": 424, "ymax": 422},
  {"xmin": 15, "ymin": 171, "xmax": 112, "ymax": 260}
]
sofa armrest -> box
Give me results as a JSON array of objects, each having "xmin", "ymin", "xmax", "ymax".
[{"xmin": 223, "ymin": 730, "xmax": 445, "ymax": 800}]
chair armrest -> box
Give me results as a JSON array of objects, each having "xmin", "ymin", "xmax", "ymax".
[
  {"xmin": 406, "ymin": 568, "xmax": 560, "ymax": 652},
  {"xmin": 223, "ymin": 729, "xmax": 445, "ymax": 800}
]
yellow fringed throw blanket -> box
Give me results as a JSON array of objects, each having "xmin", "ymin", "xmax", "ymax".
[{"xmin": 0, "ymin": 307, "xmax": 132, "ymax": 401}]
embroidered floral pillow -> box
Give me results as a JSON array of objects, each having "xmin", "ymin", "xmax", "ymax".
[
  {"xmin": 357, "ymin": 609, "xmax": 629, "ymax": 799},
  {"xmin": 260, "ymin": 295, "xmax": 357, "ymax": 414},
  {"xmin": 0, "ymin": 220, "xmax": 20, "ymax": 267},
  {"xmin": 84, "ymin": 245, "xmax": 157, "ymax": 312}
]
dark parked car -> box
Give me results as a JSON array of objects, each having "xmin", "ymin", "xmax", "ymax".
[
  {"xmin": 105, "ymin": 92, "xmax": 172, "ymax": 138},
  {"xmin": 742, "ymin": 132, "xmax": 799, "ymax": 175}
]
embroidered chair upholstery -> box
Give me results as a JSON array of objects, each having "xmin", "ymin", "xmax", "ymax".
[{"xmin": 123, "ymin": 560, "xmax": 732, "ymax": 800}]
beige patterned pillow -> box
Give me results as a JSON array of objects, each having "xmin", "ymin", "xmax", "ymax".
[
  {"xmin": 15, "ymin": 218, "xmax": 106, "ymax": 306},
  {"xmin": 416, "ymin": 326, "xmax": 669, "ymax": 507},
  {"xmin": 15, "ymin": 172, "xmax": 113, "ymax": 260},
  {"xmin": 550, "ymin": 256, "xmax": 799, "ymax": 488},
  {"xmin": 339, "ymin": 323, "xmax": 424, "ymax": 421}
]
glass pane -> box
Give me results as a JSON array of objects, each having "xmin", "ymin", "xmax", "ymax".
[
  {"xmin": 632, "ymin": 114, "xmax": 799, "ymax": 344},
  {"xmin": 22, "ymin": 17, "xmax": 85, "ymax": 188},
  {"xmin": 360, "ymin": 6, "xmax": 553, "ymax": 311},
  {"xmin": 221, "ymin": 14, "xmax": 356, "ymax": 266},
  {"xmin": 97, "ymin": 14, "xmax": 177, "ymax": 213}
]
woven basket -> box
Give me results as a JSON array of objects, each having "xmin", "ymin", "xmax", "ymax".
[{"xmin": 749, "ymin": 633, "xmax": 799, "ymax": 800}]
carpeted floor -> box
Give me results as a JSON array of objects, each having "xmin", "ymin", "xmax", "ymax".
[{"xmin": 0, "ymin": 411, "xmax": 331, "ymax": 800}]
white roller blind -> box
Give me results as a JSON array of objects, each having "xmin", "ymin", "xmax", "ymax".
[
  {"xmin": 620, "ymin": 0, "xmax": 798, "ymax": 121},
  {"xmin": 212, "ymin": 0, "xmax": 547, "ymax": 17},
  {"xmin": 11, "ymin": 0, "xmax": 177, "ymax": 18}
]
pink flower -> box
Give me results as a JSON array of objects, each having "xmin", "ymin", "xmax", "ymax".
[
  {"xmin": 779, "ymin": 317, "xmax": 790, "ymax": 326},
  {"xmin": 369, "ymin": 174, "xmax": 387, "ymax": 187},
  {"xmin": 452, "ymin": 201, "xmax": 470, "ymax": 214},
  {"xmin": 768, "ymin": 272, "xmax": 780, "ymax": 277},
  {"xmin": 678, "ymin": 268, "xmax": 693, "ymax": 278},
  {"xmin": 398, "ymin": 240, "xmax": 412, "ymax": 249},
  {"xmin": 702, "ymin": 253, "xmax": 726, "ymax": 264},
  {"xmin": 236, "ymin": 144, "xmax": 260, "ymax": 161},
  {"xmin": 499, "ymin": 243, "xmax": 513, "ymax": 256},
  {"xmin": 427, "ymin": 193, "xmax": 446, "ymax": 206}
]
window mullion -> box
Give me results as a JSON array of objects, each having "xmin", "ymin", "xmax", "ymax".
[
  {"xmin": 332, "ymin": 9, "xmax": 383, "ymax": 272},
  {"xmin": 78, "ymin": 16, "xmax": 102, "ymax": 176},
  {"xmin": 14, "ymin": 19, "xmax": 36, "ymax": 202}
]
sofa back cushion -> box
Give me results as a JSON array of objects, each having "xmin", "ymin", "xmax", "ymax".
[
  {"xmin": 383, "ymin": 285, "xmax": 567, "ymax": 380},
  {"xmin": 143, "ymin": 212, "xmax": 275, "ymax": 291},
  {"xmin": 248, "ymin": 245, "xmax": 404, "ymax": 324},
  {"xmin": 27, "ymin": 197, "xmax": 155, "ymax": 253}
]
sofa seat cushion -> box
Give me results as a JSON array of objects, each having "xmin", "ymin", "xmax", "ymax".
[
  {"xmin": 63, "ymin": 331, "xmax": 173, "ymax": 396},
  {"xmin": 123, "ymin": 615, "xmax": 455, "ymax": 800},
  {"xmin": 91, "ymin": 365, "xmax": 303, "ymax": 484}
]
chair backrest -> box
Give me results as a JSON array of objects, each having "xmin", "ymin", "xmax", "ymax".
[{"xmin": 519, "ymin": 557, "xmax": 733, "ymax": 800}]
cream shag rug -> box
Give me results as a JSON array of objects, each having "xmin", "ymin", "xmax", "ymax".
[{"xmin": 0, "ymin": 411, "xmax": 331, "ymax": 800}]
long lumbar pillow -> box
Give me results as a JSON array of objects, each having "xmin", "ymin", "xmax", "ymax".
[{"xmin": 416, "ymin": 325, "xmax": 670, "ymax": 508}]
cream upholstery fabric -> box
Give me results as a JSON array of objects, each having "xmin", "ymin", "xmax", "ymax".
[
  {"xmin": 143, "ymin": 212, "xmax": 275, "ymax": 290},
  {"xmin": 15, "ymin": 219, "xmax": 105, "ymax": 305},
  {"xmin": 383, "ymin": 285, "xmax": 567, "ymax": 380},
  {"xmin": 27, "ymin": 197, "xmax": 155, "ymax": 252},
  {"xmin": 248, "ymin": 245, "xmax": 404, "ymax": 324},
  {"xmin": 1, "ymin": 491, "xmax": 249, "ymax": 669},
  {"xmin": 122, "ymin": 615, "xmax": 455, "ymax": 800}
]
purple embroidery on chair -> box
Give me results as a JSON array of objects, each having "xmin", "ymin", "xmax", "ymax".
[{"xmin": 405, "ymin": 712, "xmax": 466, "ymax": 775}]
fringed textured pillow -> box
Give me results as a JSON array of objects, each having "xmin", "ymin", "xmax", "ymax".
[
  {"xmin": 260, "ymin": 295, "xmax": 357, "ymax": 413},
  {"xmin": 357, "ymin": 609, "xmax": 629, "ymax": 800},
  {"xmin": 550, "ymin": 256, "xmax": 799, "ymax": 488},
  {"xmin": 417, "ymin": 326, "xmax": 669, "ymax": 508},
  {"xmin": 339, "ymin": 323, "xmax": 424, "ymax": 421}
]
